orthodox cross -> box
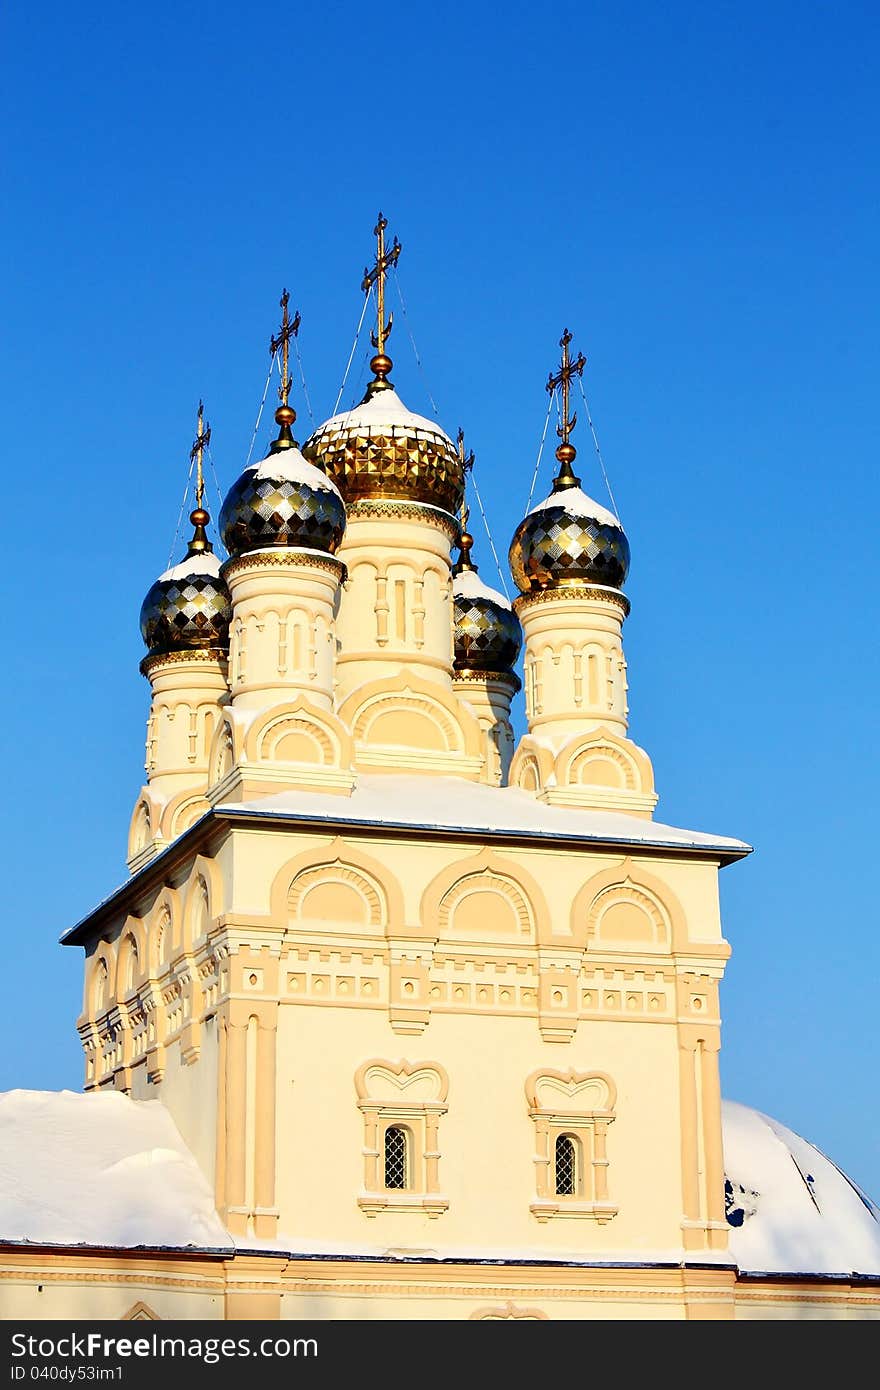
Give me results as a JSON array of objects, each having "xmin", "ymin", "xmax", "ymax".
[
  {"xmin": 454, "ymin": 428, "xmax": 476, "ymax": 573},
  {"xmin": 362, "ymin": 212, "xmax": 402, "ymax": 368},
  {"xmin": 270, "ymin": 289, "xmax": 301, "ymax": 408},
  {"xmin": 547, "ymin": 328, "xmax": 586, "ymax": 489},
  {"xmin": 189, "ymin": 400, "xmax": 211, "ymax": 510}
]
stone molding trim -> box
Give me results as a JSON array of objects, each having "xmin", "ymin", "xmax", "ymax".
[
  {"xmin": 221, "ymin": 550, "xmax": 347, "ymax": 583},
  {"xmin": 525, "ymin": 1068, "xmax": 618, "ymax": 1224},
  {"xmin": 345, "ymin": 499, "xmax": 459, "ymax": 540},
  {"xmin": 355, "ymin": 1059, "xmax": 450, "ymax": 1217}
]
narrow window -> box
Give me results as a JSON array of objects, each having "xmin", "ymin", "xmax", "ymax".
[
  {"xmin": 555, "ymin": 1134, "xmax": 578, "ymax": 1196},
  {"xmin": 384, "ymin": 1125, "xmax": 409, "ymax": 1189}
]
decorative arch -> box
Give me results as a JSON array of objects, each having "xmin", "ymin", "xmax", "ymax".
[
  {"xmin": 570, "ymin": 858, "xmax": 687, "ymax": 952},
  {"xmin": 437, "ymin": 869, "xmax": 535, "ymax": 940},
  {"xmin": 89, "ymin": 944, "xmax": 115, "ymax": 1018},
  {"xmin": 270, "ymin": 837, "xmax": 405, "ymax": 932},
  {"xmin": 244, "ymin": 697, "xmax": 353, "ymax": 769},
  {"xmin": 338, "ymin": 672, "xmax": 482, "ymax": 759},
  {"xmin": 128, "ymin": 799, "xmax": 152, "ymax": 857},
  {"xmin": 289, "ymin": 863, "xmax": 385, "ymax": 929},
  {"xmin": 508, "ymin": 738, "xmax": 554, "ymax": 794},
  {"xmin": 207, "ymin": 716, "xmax": 235, "ymax": 790},
  {"xmin": 159, "ymin": 790, "xmax": 209, "ymax": 845},
  {"xmin": 116, "ymin": 929, "xmax": 141, "ymax": 998},
  {"xmin": 154, "ymin": 905, "xmax": 173, "ymax": 971},
  {"xmin": 182, "ymin": 858, "xmax": 221, "ymax": 950},
  {"xmin": 421, "ymin": 848, "xmax": 551, "ymax": 944},
  {"xmin": 554, "ymin": 727, "xmax": 654, "ymax": 796}
]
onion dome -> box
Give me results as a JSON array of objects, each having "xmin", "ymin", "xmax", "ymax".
[
  {"xmin": 303, "ymin": 387, "xmax": 463, "ymax": 517},
  {"xmin": 509, "ymin": 484, "xmax": 630, "ymax": 594},
  {"xmin": 509, "ymin": 328, "xmax": 630, "ymax": 594},
  {"xmin": 219, "ymin": 434, "xmax": 346, "ymax": 559},
  {"xmin": 140, "ymin": 508, "xmax": 231, "ymax": 657},
  {"xmin": 220, "ymin": 290, "xmax": 347, "ymax": 559},
  {"xmin": 453, "ymin": 547, "xmax": 522, "ymax": 677}
]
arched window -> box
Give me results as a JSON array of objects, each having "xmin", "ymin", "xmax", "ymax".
[
  {"xmin": 555, "ymin": 1134, "xmax": 579, "ymax": 1196},
  {"xmin": 384, "ymin": 1126, "xmax": 409, "ymax": 1190}
]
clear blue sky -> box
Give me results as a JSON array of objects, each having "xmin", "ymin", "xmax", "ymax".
[{"xmin": 2, "ymin": 2, "xmax": 878, "ymax": 1197}]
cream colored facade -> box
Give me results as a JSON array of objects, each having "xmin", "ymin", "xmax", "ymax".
[{"xmin": 6, "ymin": 284, "xmax": 877, "ymax": 1322}]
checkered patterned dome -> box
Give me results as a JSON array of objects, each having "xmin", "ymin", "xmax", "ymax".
[
  {"xmin": 509, "ymin": 486, "xmax": 630, "ymax": 594},
  {"xmin": 303, "ymin": 388, "xmax": 463, "ymax": 517},
  {"xmin": 219, "ymin": 448, "xmax": 346, "ymax": 558},
  {"xmin": 453, "ymin": 571, "xmax": 522, "ymax": 675},
  {"xmin": 140, "ymin": 553, "xmax": 231, "ymax": 656}
]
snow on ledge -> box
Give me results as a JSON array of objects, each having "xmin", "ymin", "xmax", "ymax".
[{"xmin": 217, "ymin": 774, "xmax": 750, "ymax": 857}]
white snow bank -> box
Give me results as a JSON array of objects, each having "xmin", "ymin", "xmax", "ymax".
[
  {"xmin": 219, "ymin": 773, "xmax": 750, "ymax": 856},
  {"xmin": 246, "ymin": 447, "xmax": 342, "ymax": 496},
  {"xmin": 723, "ymin": 1100, "xmax": 880, "ymax": 1276},
  {"xmin": 0, "ymin": 1090, "xmax": 230, "ymax": 1251},
  {"xmin": 529, "ymin": 485, "xmax": 620, "ymax": 530},
  {"xmin": 313, "ymin": 388, "xmax": 453, "ymax": 444},
  {"xmin": 157, "ymin": 550, "xmax": 223, "ymax": 583},
  {"xmin": 453, "ymin": 567, "xmax": 512, "ymax": 610}
]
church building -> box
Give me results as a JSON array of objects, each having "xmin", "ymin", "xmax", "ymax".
[{"xmin": 2, "ymin": 219, "xmax": 878, "ymax": 1321}]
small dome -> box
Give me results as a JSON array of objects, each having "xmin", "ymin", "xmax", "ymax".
[
  {"xmin": 140, "ymin": 522, "xmax": 231, "ymax": 658},
  {"xmin": 453, "ymin": 566, "xmax": 521, "ymax": 676},
  {"xmin": 509, "ymin": 484, "xmax": 630, "ymax": 594},
  {"xmin": 303, "ymin": 388, "xmax": 463, "ymax": 517},
  {"xmin": 220, "ymin": 446, "xmax": 346, "ymax": 559}
]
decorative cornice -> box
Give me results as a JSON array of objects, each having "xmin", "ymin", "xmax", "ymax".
[
  {"xmin": 452, "ymin": 667, "xmax": 522, "ymax": 694},
  {"xmin": 221, "ymin": 551, "xmax": 346, "ymax": 583},
  {"xmin": 346, "ymin": 498, "xmax": 459, "ymax": 539},
  {"xmin": 513, "ymin": 585, "xmax": 630, "ymax": 618},
  {"xmin": 139, "ymin": 649, "xmax": 229, "ymax": 679}
]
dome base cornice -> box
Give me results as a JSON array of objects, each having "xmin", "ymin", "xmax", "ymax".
[
  {"xmin": 513, "ymin": 584, "xmax": 630, "ymax": 617},
  {"xmin": 221, "ymin": 550, "xmax": 347, "ymax": 583}
]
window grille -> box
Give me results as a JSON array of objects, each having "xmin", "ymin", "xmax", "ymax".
[
  {"xmin": 555, "ymin": 1134, "xmax": 577, "ymax": 1196},
  {"xmin": 384, "ymin": 1125, "xmax": 408, "ymax": 1189}
]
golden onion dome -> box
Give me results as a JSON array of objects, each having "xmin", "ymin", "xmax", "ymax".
[
  {"xmin": 140, "ymin": 511, "xmax": 231, "ymax": 658},
  {"xmin": 452, "ymin": 525, "xmax": 521, "ymax": 676},
  {"xmin": 302, "ymin": 387, "xmax": 463, "ymax": 517},
  {"xmin": 219, "ymin": 439, "xmax": 346, "ymax": 559},
  {"xmin": 509, "ymin": 483, "xmax": 630, "ymax": 594}
]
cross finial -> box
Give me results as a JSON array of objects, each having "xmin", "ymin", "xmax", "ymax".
[
  {"xmin": 187, "ymin": 400, "xmax": 213, "ymax": 554},
  {"xmin": 547, "ymin": 328, "xmax": 586, "ymax": 491},
  {"xmin": 361, "ymin": 212, "xmax": 402, "ymax": 396},
  {"xmin": 269, "ymin": 289, "xmax": 301, "ymax": 452},
  {"xmin": 452, "ymin": 427, "xmax": 477, "ymax": 575}
]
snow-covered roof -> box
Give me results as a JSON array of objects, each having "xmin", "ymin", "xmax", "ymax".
[
  {"xmin": 723, "ymin": 1100, "xmax": 880, "ymax": 1277},
  {"xmin": 453, "ymin": 567, "xmax": 512, "ymax": 611},
  {"xmin": 157, "ymin": 549, "xmax": 223, "ymax": 583},
  {"xmin": 0, "ymin": 1090, "xmax": 230, "ymax": 1252},
  {"xmin": 315, "ymin": 388, "xmax": 453, "ymax": 445},
  {"xmin": 529, "ymin": 485, "xmax": 621, "ymax": 530},
  {"xmin": 247, "ymin": 447, "xmax": 342, "ymax": 496},
  {"xmin": 217, "ymin": 774, "xmax": 750, "ymax": 857}
]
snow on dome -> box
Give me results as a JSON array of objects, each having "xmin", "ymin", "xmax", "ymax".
[
  {"xmin": 722, "ymin": 1100, "xmax": 880, "ymax": 1276},
  {"xmin": 318, "ymin": 387, "xmax": 454, "ymax": 444},
  {"xmin": 528, "ymin": 485, "xmax": 621, "ymax": 530},
  {"xmin": 452, "ymin": 566, "xmax": 512, "ymax": 611},
  {"xmin": 157, "ymin": 549, "xmax": 223, "ymax": 583},
  {"xmin": 247, "ymin": 446, "xmax": 342, "ymax": 497},
  {"xmin": 0, "ymin": 1090, "xmax": 231, "ymax": 1250}
]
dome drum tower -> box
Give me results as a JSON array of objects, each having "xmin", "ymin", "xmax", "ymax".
[
  {"xmin": 209, "ymin": 293, "xmax": 356, "ymax": 803},
  {"xmin": 508, "ymin": 333, "xmax": 657, "ymax": 816},
  {"xmin": 129, "ymin": 409, "xmax": 231, "ymax": 870}
]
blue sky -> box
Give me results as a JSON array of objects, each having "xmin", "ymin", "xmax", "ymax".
[{"xmin": 2, "ymin": 2, "xmax": 878, "ymax": 1196}]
